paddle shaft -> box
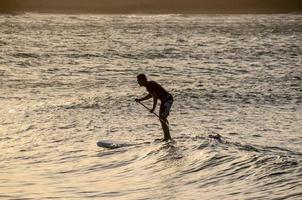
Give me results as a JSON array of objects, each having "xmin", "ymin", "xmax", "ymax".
[{"xmin": 137, "ymin": 101, "xmax": 169, "ymax": 126}]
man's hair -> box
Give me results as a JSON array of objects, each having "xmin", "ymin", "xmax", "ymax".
[{"xmin": 137, "ymin": 74, "xmax": 147, "ymax": 81}]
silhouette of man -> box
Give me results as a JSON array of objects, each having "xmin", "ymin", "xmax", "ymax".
[{"xmin": 135, "ymin": 74, "xmax": 173, "ymax": 141}]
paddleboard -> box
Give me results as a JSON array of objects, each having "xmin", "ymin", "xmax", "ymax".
[{"xmin": 97, "ymin": 140, "xmax": 132, "ymax": 149}]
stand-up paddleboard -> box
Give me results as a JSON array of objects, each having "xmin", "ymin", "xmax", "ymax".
[
  {"xmin": 97, "ymin": 139, "xmax": 174, "ymax": 149},
  {"xmin": 97, "ymin": 140, "xmax": 133, "ymax": 149}
]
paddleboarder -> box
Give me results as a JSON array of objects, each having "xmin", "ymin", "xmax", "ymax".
[{"xmin": 135, "ymin": 74, "xmax": 173, "ymax": 141}]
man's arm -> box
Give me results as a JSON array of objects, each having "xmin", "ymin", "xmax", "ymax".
[
  {"xmin": 135, "ymin": 93, "xmax": 152, "ymax": 102},
  {"xmin": 150, "ymin": 96, "xmax": 158, "ymax": 113}
]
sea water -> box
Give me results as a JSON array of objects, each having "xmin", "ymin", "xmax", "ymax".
[{"xmin": 0, "ymin": 13, "xmax": 301, "ymax": 199}]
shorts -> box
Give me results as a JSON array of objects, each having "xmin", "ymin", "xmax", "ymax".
[{"xmin": 159, "ymin": 95, "xmax": 173, "ymax": 119}]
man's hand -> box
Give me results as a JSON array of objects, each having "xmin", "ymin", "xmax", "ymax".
[{"xmin": 135, "ymin": 98, "xmax": 140, "ymax": 102}]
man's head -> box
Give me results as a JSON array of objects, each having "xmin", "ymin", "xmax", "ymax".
[{"xmin": 137, "ymin": 74, "xmax": 147, "ymax": 86}]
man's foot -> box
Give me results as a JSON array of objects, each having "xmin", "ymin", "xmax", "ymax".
[
  {"xmin": 154, "ymin": 138, "xmax": 174, "ymax": 143},
  {"xmin": 161, "ymin": 137, "xmax": 173, "ymax": 142}
]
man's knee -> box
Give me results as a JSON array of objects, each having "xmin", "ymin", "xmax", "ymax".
[
  {"xmin": 159, "ymin": 111, "xmax": 169, "ymax": 119},
  {"xmin": 159, "ymin": 117, "xmax": 166, "ymax": 122}
]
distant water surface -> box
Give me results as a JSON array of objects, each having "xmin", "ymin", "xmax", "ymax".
[{"xmin": 0, "ymin": 14, "xmax": 301, "ymax": 199}]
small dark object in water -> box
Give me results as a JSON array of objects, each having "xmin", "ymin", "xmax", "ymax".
[{"xmin": 208, "ymin": 134, "xmax": 222, "ymax": 141}]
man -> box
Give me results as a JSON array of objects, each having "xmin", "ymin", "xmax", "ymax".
[{"xmin": 135, "ymin": 74, "xmax": 173, "ymax": 141}]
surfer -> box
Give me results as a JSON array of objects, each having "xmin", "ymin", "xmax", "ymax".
[{"xmin": 135, "ymin": 74, "xmax": 173, "ymax": 141}]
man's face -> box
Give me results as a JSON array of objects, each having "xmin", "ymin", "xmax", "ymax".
[{"xmin": 137, "ymin": 78, "xmax": 145, "ymax": 86}]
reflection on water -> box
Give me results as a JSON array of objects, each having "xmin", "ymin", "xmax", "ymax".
[{"xmin": 0, "ymin": 14, "xmax": 301, "ymax": 199}]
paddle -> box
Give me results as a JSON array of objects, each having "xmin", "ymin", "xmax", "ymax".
[{"xmin": 136, "ymin": 101, "xmax": 169, "ymax": 126}]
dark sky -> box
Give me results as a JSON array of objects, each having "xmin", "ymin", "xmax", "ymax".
[{"xmin": 1, "ymin": 0, "xmax": 302, "ymax": 13}]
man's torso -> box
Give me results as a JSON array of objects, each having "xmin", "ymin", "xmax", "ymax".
[{"xmin": 146, "ymin": 81, "xmax": 171, "ymax": 101}]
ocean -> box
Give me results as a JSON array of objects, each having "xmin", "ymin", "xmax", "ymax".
[{"xmin": 0, "ymin": 13, "xmax": 301, "ymax": 199}]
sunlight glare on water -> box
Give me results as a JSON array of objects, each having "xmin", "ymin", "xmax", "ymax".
[{"xmin": 0, "ymin": 13, "xmax": 301, "ymax": 199}]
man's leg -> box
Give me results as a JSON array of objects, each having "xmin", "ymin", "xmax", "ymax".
[
  {"xmin": 159, "ymin": 97, "xmax": 173, "ymax": 141},
  {"xmin": 160, "ymin": 118, "xmax": 171, "ymax": 141}
]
